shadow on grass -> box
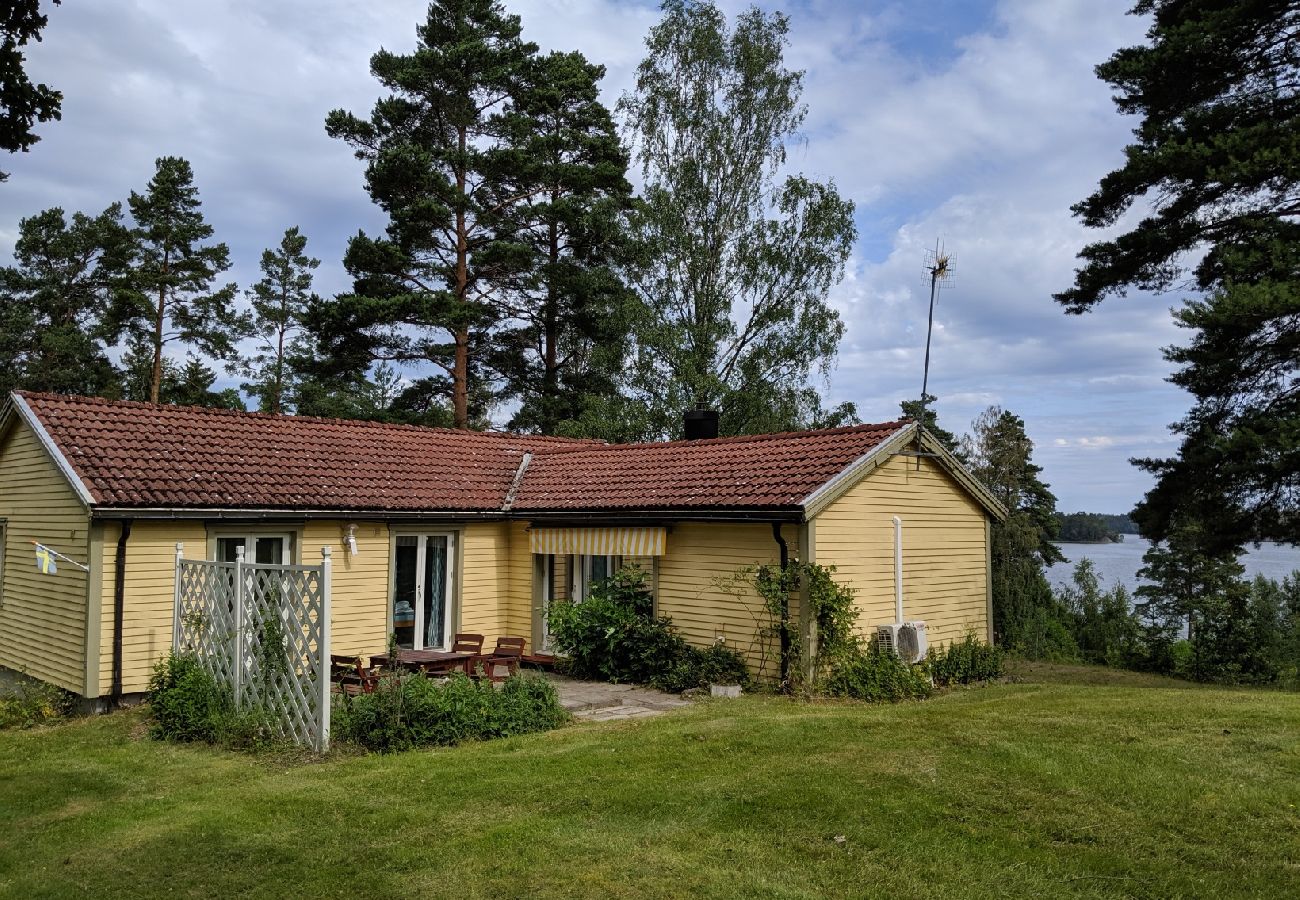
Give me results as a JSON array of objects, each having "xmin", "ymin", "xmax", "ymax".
[{"xmin": 1004, "ymin": 659, "xmax": 1208, "ymax": 690}]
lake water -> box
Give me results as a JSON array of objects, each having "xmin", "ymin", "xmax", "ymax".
[{"xmin": 1046, "ymin": 538, "xmax": 1300, "ymax": 595}]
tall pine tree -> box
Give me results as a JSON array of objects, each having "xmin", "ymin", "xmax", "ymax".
[
  {"xmin": 320, "ymin": 0, "xmax": 542, "ymax": 429},
  {"xmin": 1057, "ymin": 0, "xmax": 1300, "ymax": 551},
  {"xmin": 238, "ymin": 226, "xmax": 319, "ymax": 414},
  {"xmin": 490, "ymin": 50, "xmax": 638, "ymax": 436},
  {"xmin": 111, "ymin": 156, "xmax": 247, "ymax": 404},
  {"xmin": 962, "ymin": 406, "xmax": 1070, "ymax": 653},
  {"xmin": 120, "ymin": 338, "xmax": 244, "ymax": 410},
  {"xmin": 1, "ymin": 1, "xmax": 61, "ymax": 181},
  {"xmin": 0, "ymin": 203, "xmax": 133, "ymax": 396}
]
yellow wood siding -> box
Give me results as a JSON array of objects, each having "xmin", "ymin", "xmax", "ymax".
[
  {"xmin": 303, "ymin": 520, "xmax": 390, "ymax": 660},
  {"xmin": 623, "ymin": 555, "xmax": 654, "ymax": 577},
  {"xmin": 97, "ymin": 520, "xmax": 207, "ymax": 695},
  {"xmin": 656, "ymin": 523, "xmax": 786, "ymax": 677},
  {"xmin": 459, "ymin": 522, "xmax": 510, "ymax": 645},
  {"xmin": 0, "ymin": 419, "xmax": 91, "ymax": 693},
  {"xmin": 502, "ymin": 521, "xmax": 533, "ymax": 643},
  {"xmin": 812, "ymin": 451, "xmax": 990, "ymax": 648}
]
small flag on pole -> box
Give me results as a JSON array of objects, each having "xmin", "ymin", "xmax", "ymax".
[
  {"xmin": 34, "ymin": 543, "xmax": 58, "ymax": 575},
  {"xmin": 29, "ymin": 541, "xmax": 89, "ymax": 574}
]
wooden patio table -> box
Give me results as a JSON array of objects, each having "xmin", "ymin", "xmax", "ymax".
[{"xmin": 370, "ymin": 649, "xmax": 477, "ymax": 675}]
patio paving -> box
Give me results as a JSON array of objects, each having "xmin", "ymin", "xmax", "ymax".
[{"xmin": 543, "ymin": 672, "xmax": 693, "ymax": 722}]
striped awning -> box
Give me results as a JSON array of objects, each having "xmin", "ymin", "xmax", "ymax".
[{"xmin": 528, "ymin": 527, "xmax": 667, "ymax": 557}]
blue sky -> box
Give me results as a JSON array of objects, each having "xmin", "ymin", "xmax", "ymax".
[{"xmin": 1, "ymin": 0, "xmax": 1187, "ymax": 514}]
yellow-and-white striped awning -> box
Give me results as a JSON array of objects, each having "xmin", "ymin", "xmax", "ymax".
[{"xmin": 528, "ymin": 527, "xmax": 667, "ymax": 557}]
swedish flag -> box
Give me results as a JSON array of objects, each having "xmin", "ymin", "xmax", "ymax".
[{"xmin": 34, "ymin": 544, "xmax": 57, "ymax": 575}]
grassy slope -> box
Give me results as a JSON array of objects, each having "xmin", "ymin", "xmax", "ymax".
[{"xmin": 1, "ymin": 664, "xmax": 1298, "ymax": 899}]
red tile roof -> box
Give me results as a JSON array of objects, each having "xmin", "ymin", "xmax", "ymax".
[
  {"xmin": 514, "ymin": 423, "xmax": 908, "ymax": 512},
  {"xmin": 8, "ymin": 391, "xmax": 911, "ymax": 514},
  {"xmin": 12, "ymin": 392, "xmax": 593, "ymax": 511}
]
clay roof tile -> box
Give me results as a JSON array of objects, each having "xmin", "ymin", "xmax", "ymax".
[{"xmin": 11, "ymin": 391, "xmax": 911, "ymax": 514}]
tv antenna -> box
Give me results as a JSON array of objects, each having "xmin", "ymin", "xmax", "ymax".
[{"xmin": 915, "ymin": 239, "xmax": 954, "ymax": 464}]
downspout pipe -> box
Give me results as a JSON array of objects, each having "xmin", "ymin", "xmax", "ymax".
[
  {"xmin": 111, "ymin": 520, "xmax": 132, "ymax": 706},
  {"xmin": 772, "ymin": 522, "xmax": 790, "ymax": 683},
  {"xmin": 892, "ymin": 516, "xmax": 904, "ymax": 623}
]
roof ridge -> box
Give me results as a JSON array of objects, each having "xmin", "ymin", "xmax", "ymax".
[
  {"xmin": 527, "ymin": 420, "xmax": 911, "ymax": 456},
  {"xmin": 13, "ymin": 390, "xmax": 602, "ymax": 447}
]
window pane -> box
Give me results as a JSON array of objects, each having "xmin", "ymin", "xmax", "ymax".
[
  {"xmin": 254, "ymin": 537, "xmax": 284, "ymax": 565},
  {"xmin": 216, "ymin": 537, "xmax": 245, "ymax": 563},
  {"xmin": 424, "ymin": 536, "xmax": 448, "ymax": 649},
  {"xmin": 590, "ymin": 555, "xmax": 610, "ymax": 585},
  {"xmin": 393, "ymin": 536, "xmax": 418, "ymax": 650}
]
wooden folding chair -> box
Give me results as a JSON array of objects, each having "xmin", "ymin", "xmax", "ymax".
[
  {"xmin": 330, "ymin": 654, "xmax": 379, "ymax": 696},
  {"xmin": 483, "ymin": 636, "xmax": 526, "ymax": 683},
  {"xmin": 452, "ymin": 633, "xmax": 484, "ymax": 654}
]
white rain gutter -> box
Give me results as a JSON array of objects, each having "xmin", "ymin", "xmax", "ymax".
[{"xmin": 892, "ymin": 515, "xmax": 904, "ymax": 623}]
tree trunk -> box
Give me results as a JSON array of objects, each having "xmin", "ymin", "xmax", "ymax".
[
  {"xmin": 541, "ymin": 204, "xmax": 560, "ymax": 432},
  {"xmin": 150, "ymin": 250, "xmax": 170, "ymax": 404},
  {"xmin": 271, "ymin": 290, "xmax": 287, "ymax": 416},
  {"xmin": 453, "ymin": 125, "xmax": 469, "ymax": 429},
  {"xmin": 150, "ymin": 299, "xmax": 165, "ymax": 403}
]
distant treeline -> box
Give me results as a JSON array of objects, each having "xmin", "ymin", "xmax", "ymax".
[{"xmin": 1054, "ymin": 512, "xmax": 1139, "ymax": 543}]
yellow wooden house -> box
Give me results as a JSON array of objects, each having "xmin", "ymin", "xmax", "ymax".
[{"xmin": 0, "ymin": 391, "xmax": 1005, "ymax": 702}]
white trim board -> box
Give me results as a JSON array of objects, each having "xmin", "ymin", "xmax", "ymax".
[{"xmin": 9, "ymin": 394, "xmax": 96, "ymax": 508}]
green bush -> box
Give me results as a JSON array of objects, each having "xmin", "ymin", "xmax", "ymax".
[
  {"xmin": 548, "ymin": 565, "xmax": 750, "ymax": 692},
  {"xmin": 147, "ymin": 651, "xmax": 232, "ymax": 743},
  {"xmin": 1169, "ymin": 640, "xmax": 1194, "ymax": 679},
  {"xmin": 331, "ymin": 671, "xmax": 409, "ymax": 752},
  {"xmin": 217, "ymin": 706, "xmax": 283, "ymax": 751},
  {"xmin": 334, "ymin": 672, "xmax": 569, "ymax": 754},
  {"xmin": 547, "ymin": 566, "xmax": 678, "ymax": 683},
  {"xmin": 651, "ymin": 644, "xmax": 751, "ymax": 694},
  {"xmin": 493, "ymin": 674, "xmax": 571, "ymax": 735},
  {"xmin": 0, "ymin": 675, "xmax": 75, "ymax": 729},
  {"xmin": 926, "ymin": 635, "xmax": 1003, "ymax": 686},
  {"xmin": 823, "ymin": 643, "xmax": 933, "ymax": 702}
]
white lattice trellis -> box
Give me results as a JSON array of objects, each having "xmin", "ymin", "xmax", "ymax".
[{"xmin": 174, "ymin": 544, "xmax": 332, "ymax": 751}]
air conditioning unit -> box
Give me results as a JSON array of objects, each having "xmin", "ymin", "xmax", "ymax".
[{"xmin": 876, "ymin": 621, "xmax": 928, "ymax": 664}]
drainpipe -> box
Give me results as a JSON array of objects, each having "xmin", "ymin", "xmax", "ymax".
[
  {"xmin": 772, "ymin": 522, "xmax": 790, "ymax": 683},
  {"xmin": 111, "ymin": 520, "xmax": 132, "ymax": 706},
  {"xmin": 892, "ymin": 516, "xmax": 904, "ymax": 622}
]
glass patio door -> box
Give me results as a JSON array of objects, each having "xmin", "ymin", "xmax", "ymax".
[{"xmin": 392, "ymin": 534, "xmax": 453, "ymax": 650}]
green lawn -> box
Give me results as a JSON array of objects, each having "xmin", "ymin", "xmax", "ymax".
[{"xmin": 2, "ymin": 664, "xmax": 1298, "ymax": 899}]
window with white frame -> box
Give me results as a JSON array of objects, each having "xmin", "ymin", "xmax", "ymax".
[
  {"xmin": 212, "ymin": 531, "xmax": 294, "ymax": 565},
  {"xmin": 570, "ymin": 554, "xmax": 618, "ymax": 602}
]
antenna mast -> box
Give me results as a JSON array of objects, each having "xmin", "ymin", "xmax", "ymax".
[{"xmin": 916, "ymin": 239, "xmax": 954, "ymax": 464}]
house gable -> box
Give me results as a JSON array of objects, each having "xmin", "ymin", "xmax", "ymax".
[
  {"xmin": 811, "ymin": 449, "xmax": 992, "ymax": 646},
  {"xmin": 0, "ymin": 410, "xmax": 93, "ymax": 693},
  {"xmin": 4, "ymin": 395, "xmax": 95, "ymax": 508},
  {"xmin": 802, "ymin": 426, "xmax": 1006, "ymax": 523}
]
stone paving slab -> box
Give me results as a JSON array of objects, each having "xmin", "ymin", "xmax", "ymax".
[
  {"xmin": 580, "ymin": 706, "xmax": 665, "ymax": 722},
  {"xmin": 544, "ymin": 672, "xmax": 694, "ymax": 721}
]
